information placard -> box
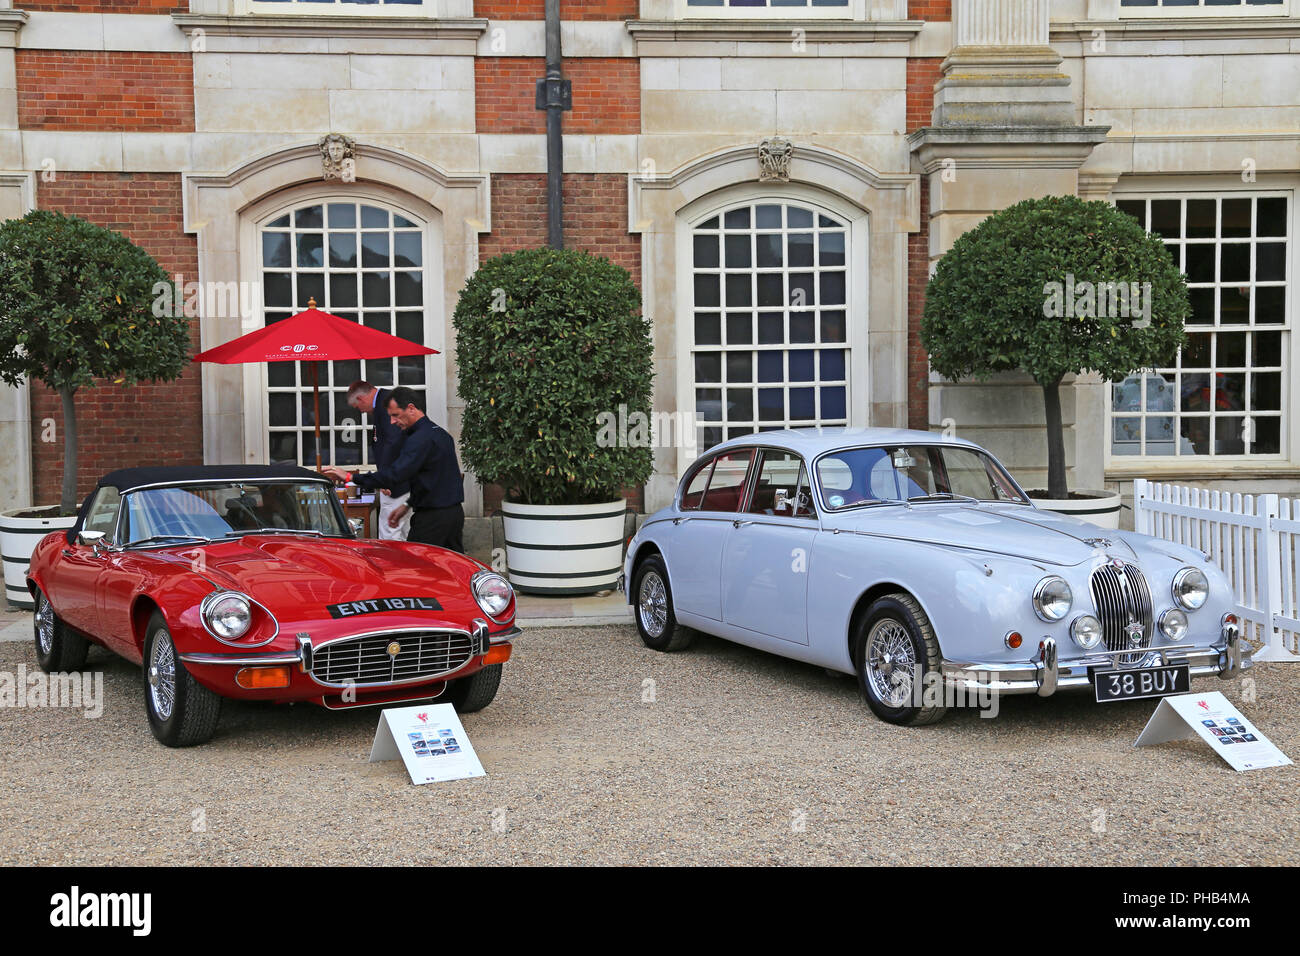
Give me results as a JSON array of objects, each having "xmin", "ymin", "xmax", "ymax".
[
  {"xmin": 1134, "ymin": 691, "xmax": 1292, "ymax": 772},
  {"xmin": 368, "ymin": 703, "xmax": 486, "ymax": 784}
]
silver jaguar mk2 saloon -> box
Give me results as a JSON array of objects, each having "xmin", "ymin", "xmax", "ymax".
[{"xmin": 623, "ymin": 428, "xmax": 1250, "ymax": 725}]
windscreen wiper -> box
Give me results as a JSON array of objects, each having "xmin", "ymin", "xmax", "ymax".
[{"xmin": 126, "ymin": 534, "xmax": 210, "ymax": 548}]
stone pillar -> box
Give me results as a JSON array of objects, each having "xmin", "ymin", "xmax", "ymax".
[
  {"xmin": 910, "ymin": 0, "xmax": 1111, "ymax": 493},
  {"xmin": 0, "ymin": 7, "xmax": 30, "ymax": 512}
]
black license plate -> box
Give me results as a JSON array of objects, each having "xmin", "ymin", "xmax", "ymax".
[{"xmin": 1094, "ymin": 664, "xmax": 1190, "ymax": 703}]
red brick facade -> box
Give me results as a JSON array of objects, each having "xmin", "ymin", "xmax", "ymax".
[
  {"xmin": 16, "ymin": 51, "xmax": 194, "ymax": 133},
  {"xmin": 20, "ymin": 1, "xmax": 185, "ymax": 11},
  {"xmin": 905, "ymin": 58, "xmax": 942, "ymax": 429},
  {"xmin": 474, "ymin": 0, "xmax": 639, "ymax": 19},
  {"xmin": 909, "ymin": 0, "xmax": 953, "ymax": 20},
  {"xmin": 30, "ymin": 174, "xmax": 202, "ymax": 505},
  {"xmin": 476, "ymin": 57, "xmax": 640, "ymax": 135}
]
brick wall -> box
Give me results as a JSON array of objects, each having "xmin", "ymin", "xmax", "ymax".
[
  {"xmin": 30, "ymin": 174, "xmax": 202, "ymax": 505},
  {"xmin": 476, "ymin": 57, "xmax": 639, "ymax": 135},
  {"xmin": 474, "ymin": 0, "xmax": 639, "ymax": 19},
  {"xmin": 16, "ymin": 52, "xmax": 194, "ymax": 133},
  {"xmin": 477, "ymin": 172, "xmax": 643, "ymax": 513},
  {"xmin": 20, "ymin": 1, "xmax": 185, "ymax": 11},
  {"xmin": 906, "ymin": 58, "xmax": 943, "ymax": 430},
  {"xmin": 909, "ymin": 0, "xmax": 952, "ymax": 20}
]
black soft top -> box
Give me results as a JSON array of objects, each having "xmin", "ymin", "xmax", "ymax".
[{"xmin": 68, "ymin": 464, "xmax": 327, "ymax": 543}]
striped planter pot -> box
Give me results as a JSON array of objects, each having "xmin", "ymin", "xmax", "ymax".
[
  {"xmin": 2, "ymin": 508, "xmax": 76, "ymax": 610},
  {"xmin": 501, "ymin": 500, "xmax": 627, "ymax": 596},
  {"xmin": 1028, "ymin": 490, "xmax": 1123, "ymax": 530}
]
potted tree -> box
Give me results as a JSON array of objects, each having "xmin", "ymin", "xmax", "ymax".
[
  {"xmin": 0, "ymin": 210, "xmax": 189, "ymax": 608},
  {"xmin": 453, "ymin": 247, "xmax": 653, "ymax": 594},
  {"xmin": 921, "ymin": 195, "xmax": 1189, "ymax": 528}
]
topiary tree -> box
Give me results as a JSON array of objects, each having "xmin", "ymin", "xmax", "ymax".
[
  {"xmin": 921, "ymin": 195, "xmax": 1190, "ymax": 499},
  {"xmin": 0, "ymin": 210, "xmax": 190, "ymax": 514},
  {"xmin": 453, "ymin": 247, "xmax": 653, "ymax": 505}
]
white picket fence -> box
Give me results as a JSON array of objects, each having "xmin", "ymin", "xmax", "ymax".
[{"xmin": 1133, "ymin": 479, "xmax": 1300, "ymax": 663}]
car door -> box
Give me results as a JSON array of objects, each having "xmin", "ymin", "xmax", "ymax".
[
  {"xmin": 44, "ymin": 486, "xmax": 120, "ymax": 637},
  {"xmin": 665, "ymin": 448, "xmax": 754, "ymax": 622},
  {"xmin": 721, "ymin": 450, "xmax": 818, "ymax": 645}
]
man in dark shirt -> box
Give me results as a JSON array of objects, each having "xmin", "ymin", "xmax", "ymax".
[
  {"xmin": 324, "ymin": 386, "xmax": 465, "ymax": 552},
  {"xmin": 345, "ymin": 380, "xmax": 410, "ymax": 539}
]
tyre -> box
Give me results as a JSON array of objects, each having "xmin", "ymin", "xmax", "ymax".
[
  {"xmin": 853, "ymin": 593, "xmax": 947, "ymax": 726},
  {"xmin": 33, "ymin": 586, "xmax": 89, "ymax": 673},
  {"xmin": 143, "ymin": 611, "xmax": 222, "ymax": 747},
  {"xmin": 444, "ymin": 663, "xmax": 502, "ymax": 713},
  {"xmin": 633, "ymin": 554, "xmax": 693, "ymax": 652}
]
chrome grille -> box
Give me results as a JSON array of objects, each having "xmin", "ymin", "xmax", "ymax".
[
  {"xmin": 311, "ymin": 630, "xmax": 474, "ymax": 686},
  {"xmin": 1089, "ymin": 563, "xmax": 1153, "ymax": 665}
]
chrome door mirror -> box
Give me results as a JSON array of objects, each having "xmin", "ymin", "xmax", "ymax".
[
  {"xmin": 78, "ymin": 530, "xmax": 108, "ymax": 554},
  {"xmin": 773, "ymin": 489, "xmax": 790, "ymax": 514},
  {"xmin": 347, "ymin": 517, "xmax": 365, "ymax": 537}
]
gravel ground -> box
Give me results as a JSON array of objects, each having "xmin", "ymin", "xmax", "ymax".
[{"xmin": 1, "ymin": 620, "xmax": 1296, "ymax": 866}]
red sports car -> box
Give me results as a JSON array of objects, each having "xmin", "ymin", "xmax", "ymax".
[{"xmin": 27, "ymin": 465, "xmax": 519, "ymax": 747}]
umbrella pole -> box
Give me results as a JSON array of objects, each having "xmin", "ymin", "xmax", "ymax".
[{"xmin": 311, "ymin": 361, "xmax": 322, "ymax": 471}]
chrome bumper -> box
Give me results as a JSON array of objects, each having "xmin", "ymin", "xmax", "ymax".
[
  {"xmin": 941, "ymin": 621, "xmax": 1251, "ymax": 698},
  {"xmin": 182, "ymin": 626, "xmax": 523, "ymax": 670}
]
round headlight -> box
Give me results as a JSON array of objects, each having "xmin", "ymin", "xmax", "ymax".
[
  {"xmin": 205, "ymin": 593, "xmax": 251, "ymax": 640},
  {"xmin": 1172, "ymin": 567, "xmax": 1209, "ymax": 611},
  {"xmin": 1033, "ymin": 576, "xmax": 1073, "ymax": 622},
  {"xmin": 1159, "ymin": 608, "xmax": 1189, "ymax": 642},
  {"xmin": 473, "ymin": 572, "xmax": 514, "ymax": 618},
  {"xmin": 1071, "ymin": 614, "xmax": 1103, "ymax": 650}
]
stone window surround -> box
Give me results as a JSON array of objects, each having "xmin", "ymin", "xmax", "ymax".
[
  {"xmin": 201, "ymin": 0, "xmax": 475, "ymax": 17},
  {"xmin": 183, "ymin": 142, "xmax": 488, "ymax": 511},
  {"xmin": 1104, "ymin": 174, "xmax": 1299, "ymax": 481},
  {"xmin": 1115, "ymin": 0, "xmax": 1289, "ymax": 18},
  {"xmin": 630, "ymin": 143, "xmax": 918, "ymax": 511},
  {"xmin": 672, "ymin": 0, "xmax": 886, "ymax": 21}
]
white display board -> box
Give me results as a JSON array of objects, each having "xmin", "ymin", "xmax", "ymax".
[
  {"xmin": 369, "ymin": 703, "xmax": 486, "ymax": 784},
  {"xmin": 1134, "ymin": 691, "xmax": 1292, "ymax": 772}
]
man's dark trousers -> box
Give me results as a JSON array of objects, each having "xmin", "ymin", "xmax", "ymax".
[{"xmin": 409, "ymin": 504, "xmax": 465, "ymax": 553}]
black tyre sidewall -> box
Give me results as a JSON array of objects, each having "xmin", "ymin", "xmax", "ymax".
[
  {"xmin": 143, "ymin": 612, "xmax": 220, "ymax": 747},
  {"xmin": 33, "ymin": 587, "xmax": 88, "ymax": 673},
  {"xmin": 855, "ymin": 597, "xmax": 930, "ymax": 725},
  {"xmin": 446, "ymin": 663, "xmax": 502, "ymax": 713},
  {"xmin": 633, "ymin": 555, "xmax": 678, "ymax": 650}
]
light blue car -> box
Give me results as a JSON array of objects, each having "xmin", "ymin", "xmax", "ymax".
[{"xmin": 623, "ymin": 428, "xmax": 1249, "ymax": 725}]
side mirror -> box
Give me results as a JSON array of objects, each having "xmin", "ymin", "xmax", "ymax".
[
  {"xmin": 347, "ymin": 518, "xmax": 365, "ymax": 537},
  {"xmin": 773, "ymin": 489, "xmax": 790, "ymax": 513},
  {"xmin": 78, "ymin": 530, "xmax": 108, "ymax": 553}
]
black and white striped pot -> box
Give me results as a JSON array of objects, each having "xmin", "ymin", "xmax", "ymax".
[
  {"xmin": 501, "ymin": 500, "xmax": 627, "ymax": 596},
  {"xmin": 1027, "ymin": 490, "xmax": 1122, "ymax": 530},
  {"xmin": 2, "ymin": 508, "xmax": 76, "ymax": 610}
]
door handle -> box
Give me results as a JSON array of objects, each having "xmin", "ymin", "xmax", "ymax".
[{"xmin": 733, "ymin": 519, "xmax": 753, "ymax": 529}]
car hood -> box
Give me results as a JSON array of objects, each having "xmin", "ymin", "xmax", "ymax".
[
  {"xmin": 824, "ymin": 503, "xmax": 1137, "ymax": 567},
  {"xmin": 143, "ymin": 536, "xmax": 482, "ymax": 621}
]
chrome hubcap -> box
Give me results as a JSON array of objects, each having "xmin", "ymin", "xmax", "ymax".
[
  {"xmin": 638, "ymin": 572, "xmax": 668, "ymax": 638},
  {"xmin": 149, "ymin": 630, "xmax": 176, "ymax": 720},
  {"xmin": 866, "ymin": 619, "xmax": 916, "ymax": 708},
  {"xmin": 35, "ymin": 594, "xmax": 54, "ymax": 655}
]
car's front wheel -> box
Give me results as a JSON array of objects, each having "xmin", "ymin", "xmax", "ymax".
[
  {"xmin": 143, "ymin": 611, "xmax": 222, "ymax": 747},
  {"xmin": 633, "ymin": 554, "xmax": 692, "ymax": 652},
  {"xmin": 33, "ymin": 586, "xmax": 89, "ymax": 673},
  {"xmin": 444, "ymin": 663, "xmax": 501, "ymax": 713},
  {"xmin": 854, "ymin": 593, "xmax": 947, "ymax": 726}
]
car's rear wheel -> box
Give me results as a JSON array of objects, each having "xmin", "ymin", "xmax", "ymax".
[
  {"xmin": 854, "ymin": 593, "xmax": 947, "ymax": 726},
  {"xmin": 143, "ymin": 611, "xmax": 222, "ymax": 747},
  {"xmin": 444, "ymin": 663, "xmax": 502, "ymax": 713},
  {"xmin": 633, "ymin": 554, "xmax": 692, "ymax": 652},
  {"xmin": 33, "ymin": 586, "xmax": 89, "ymax": 673}
]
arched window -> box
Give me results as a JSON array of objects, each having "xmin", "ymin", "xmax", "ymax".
[
  {"xmin": 690, "ymin": 200, "xmax": 850, "ymax": 448},
  {"xmin": 259, "ymin": 200, "xmax": 429, "ymax": 466}
]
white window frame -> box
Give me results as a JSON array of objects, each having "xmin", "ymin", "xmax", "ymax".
[
  {"xmin": 240, "ymin": 183, "xmax": 445, "ymax": 468},
  {"xmin": 240, "ymin": 0, "xmax": 439, "ymax": 18},
  {"xmin": 1104, "ymin": 184, "xmax": 1295, "ymax": 472},
  {"xmin": 675, "ymin": 185, "xmax": 869, "ymax": 457},
  {"xmin": 1117, "ymin": 0, "xmax": 1289, "ymax": 18},
  {"xmin": 676, "ymin": 0, "xmax": 864, "ymax": 20}
]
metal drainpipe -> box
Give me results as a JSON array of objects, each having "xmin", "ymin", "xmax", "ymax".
[{"xmin": 536, "ymin": 0, "xmax": 571, "ymax": 249}]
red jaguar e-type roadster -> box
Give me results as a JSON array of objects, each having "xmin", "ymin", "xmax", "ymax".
[{"xmin": 27, "ymin": 465, "xmax": 519, "ymax": 747}]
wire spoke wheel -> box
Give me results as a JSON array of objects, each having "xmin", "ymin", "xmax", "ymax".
[
  {"xmin": 866, "ymin": 618, "xmax": 916, "ymax": 709},
  {"xmin": 638, "ymin": 571, "xmax": 668, "ymax": 638},
  {"xmin": 36, "ymin": 594, "xmax": 54, "ymax": 655},
  {"xmin": 148, "ymin": 628, "xmax": 177, "ymax": 721}
]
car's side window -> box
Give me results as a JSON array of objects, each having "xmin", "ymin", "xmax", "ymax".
[
  {"xmin": 699, "ymin": 449, "xmax": 754, "ymax": 513},
  {"xmin": 680, "ymin": 459, "xmax": 716, "ymax": 511},
  {"xmin": 83, "ymin": 487, "xmax": 122, "ymax": 543},
  {"xmin": 747, "ymin": 450, "xmax": 815, "ymax": 519}
]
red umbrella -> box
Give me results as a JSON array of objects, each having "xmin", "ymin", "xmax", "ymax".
[{"xmin": 193, "ymin": 298, "xmax": 438, "ymax": 469}]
